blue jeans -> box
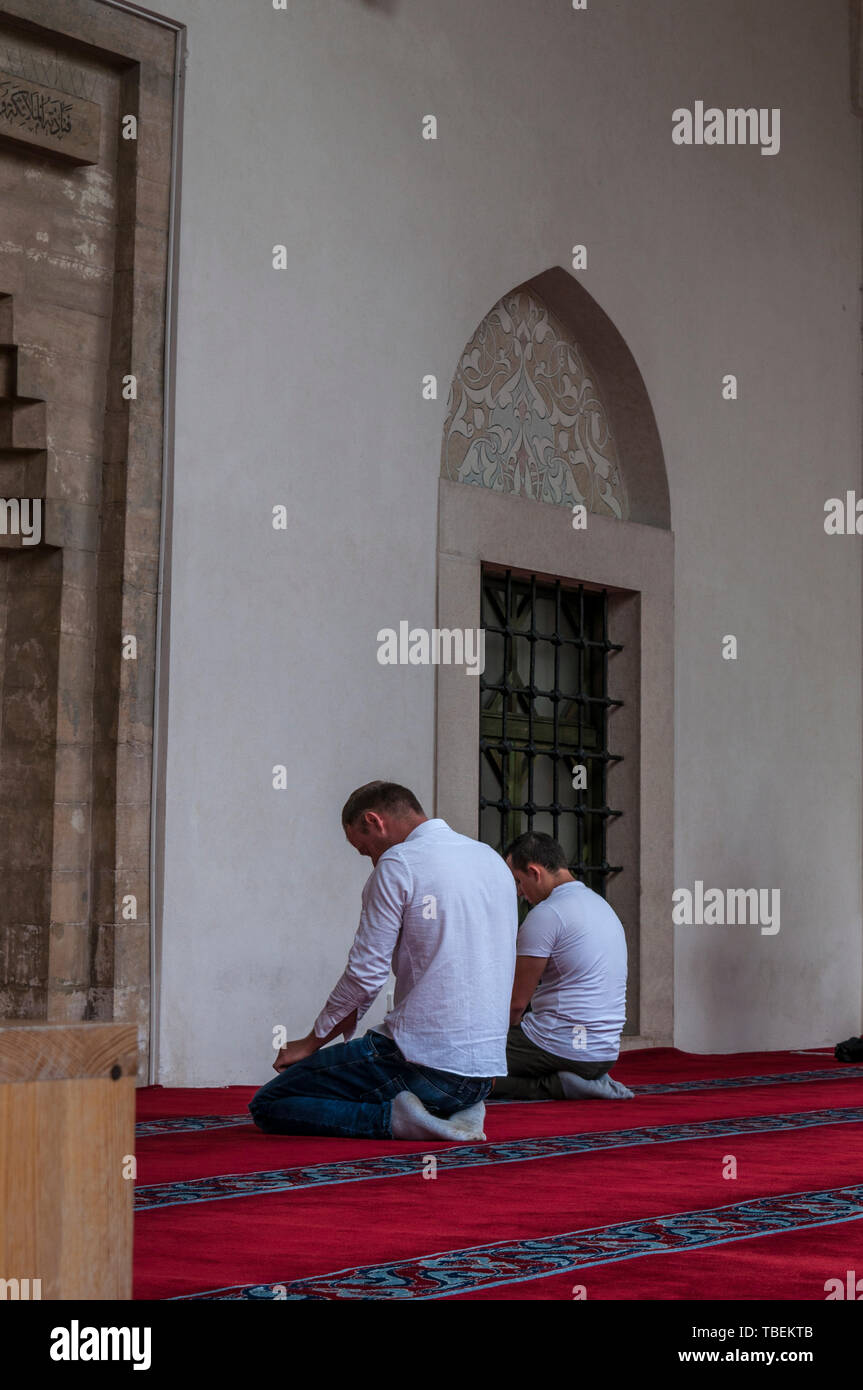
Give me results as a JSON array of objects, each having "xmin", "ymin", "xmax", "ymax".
[{"xmin": 248, "ymin": 1031, "xmax": 492, "ymax": 1139}]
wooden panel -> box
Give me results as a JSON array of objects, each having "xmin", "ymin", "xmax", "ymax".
[
  {"xmin": 0, "ymin": 1022, "xmax": 136, "ymax": 1299},
  {"xmin": 0, "ymin": 1020, "xmax": 137, "ymax": 1083}
]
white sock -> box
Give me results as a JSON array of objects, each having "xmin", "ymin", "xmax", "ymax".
[
  {"xmin": 390, "ymin": 1090, "xmax": 486, "ymax": 1141},
  {"xmin": 446, "ymin": 1101, "xmax": 486, "ymax": 1139},
  {"xmin": 557, "ymin": 1070, "xmax": 634, "ymax": 1100}
]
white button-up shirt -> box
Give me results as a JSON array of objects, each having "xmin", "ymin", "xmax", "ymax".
[{"xmin": 313, "ymin": 819, "xmax": 518, "ymax": 1076}]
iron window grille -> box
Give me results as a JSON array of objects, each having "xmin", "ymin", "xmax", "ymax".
[{"xmin": 479, "ymin": 568, "xmax": 624, "ymax": 897}]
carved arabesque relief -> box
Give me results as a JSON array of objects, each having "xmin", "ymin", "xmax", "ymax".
[{"xmin": 441, "ymin": 290, "xmax": 629, "ymax": 520}]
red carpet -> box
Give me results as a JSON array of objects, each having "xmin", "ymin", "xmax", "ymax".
[{"xmin": 133, "ymin": 1049, "xmax": 863, "ymax": 1300}]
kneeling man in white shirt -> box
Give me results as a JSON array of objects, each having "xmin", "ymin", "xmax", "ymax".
[
  {"xmin": 494, "ymin": 831, "xmax": 634, "ymax": 1101},
  {"xmin": 250, "ymin": 782, "xmax": 518, "ymax": 1141}
]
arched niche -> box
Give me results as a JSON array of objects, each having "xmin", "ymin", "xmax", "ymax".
[{"xmin": 435, "ymin": 266, "xmax": 674, "ymax": 1048}]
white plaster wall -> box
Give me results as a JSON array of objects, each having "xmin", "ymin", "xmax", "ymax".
[{"xmin": 156, "ymin": 0, "xmax": 862, "ymax": 1082}]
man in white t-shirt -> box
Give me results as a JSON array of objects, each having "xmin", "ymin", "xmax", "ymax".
[{"xmin": 493, "ymin": 830, "xmax": 634, "ymax": 1101}]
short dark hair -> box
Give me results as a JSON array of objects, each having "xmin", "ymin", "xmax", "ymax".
[
  {"xmin": 505, "ymin": 831, "xmax": 568, "ymax": 874},
  {"xmin": 341, "ymin": 781, "xmax": 425, "ymax": 827}
]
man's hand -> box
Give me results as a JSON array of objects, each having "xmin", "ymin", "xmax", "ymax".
[
  {"xmin": 272, "ymin": 1010, "xmax": 359, "ymax": 1072},
  {"xmin": 273, "ymin": 1033, "xmax": 316, "ymax": 1072}
]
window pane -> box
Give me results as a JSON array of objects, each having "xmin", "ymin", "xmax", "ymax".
[{"xmin": 478, "ymin": 569, "xmax": 622, "ymax": 897}]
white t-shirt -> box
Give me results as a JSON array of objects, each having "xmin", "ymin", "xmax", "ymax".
[
  {"xmin": 314, "ymin": 819, "xmax": 518, "ymax": 1077},
  {"xmin": 517, "ymin": 879, "xmax": 627, "ymax": 1062}
]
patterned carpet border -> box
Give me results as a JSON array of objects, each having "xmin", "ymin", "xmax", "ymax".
[
  {"xmin": 175, "ymin": 1181, "xmax": 863, "ymax": 1300},
  {"xmin": 135, "ymin": 1105, "xmax": 863, "ymax": 1212},
  {"xmin": 135, "ymin": 1066, "xmax": 863, "ymax": 1137}
]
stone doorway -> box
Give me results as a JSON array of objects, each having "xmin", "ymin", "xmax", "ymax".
[{"xmin": 0, "ymin": 0, "xmax": 183, "ymax": 1079}]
